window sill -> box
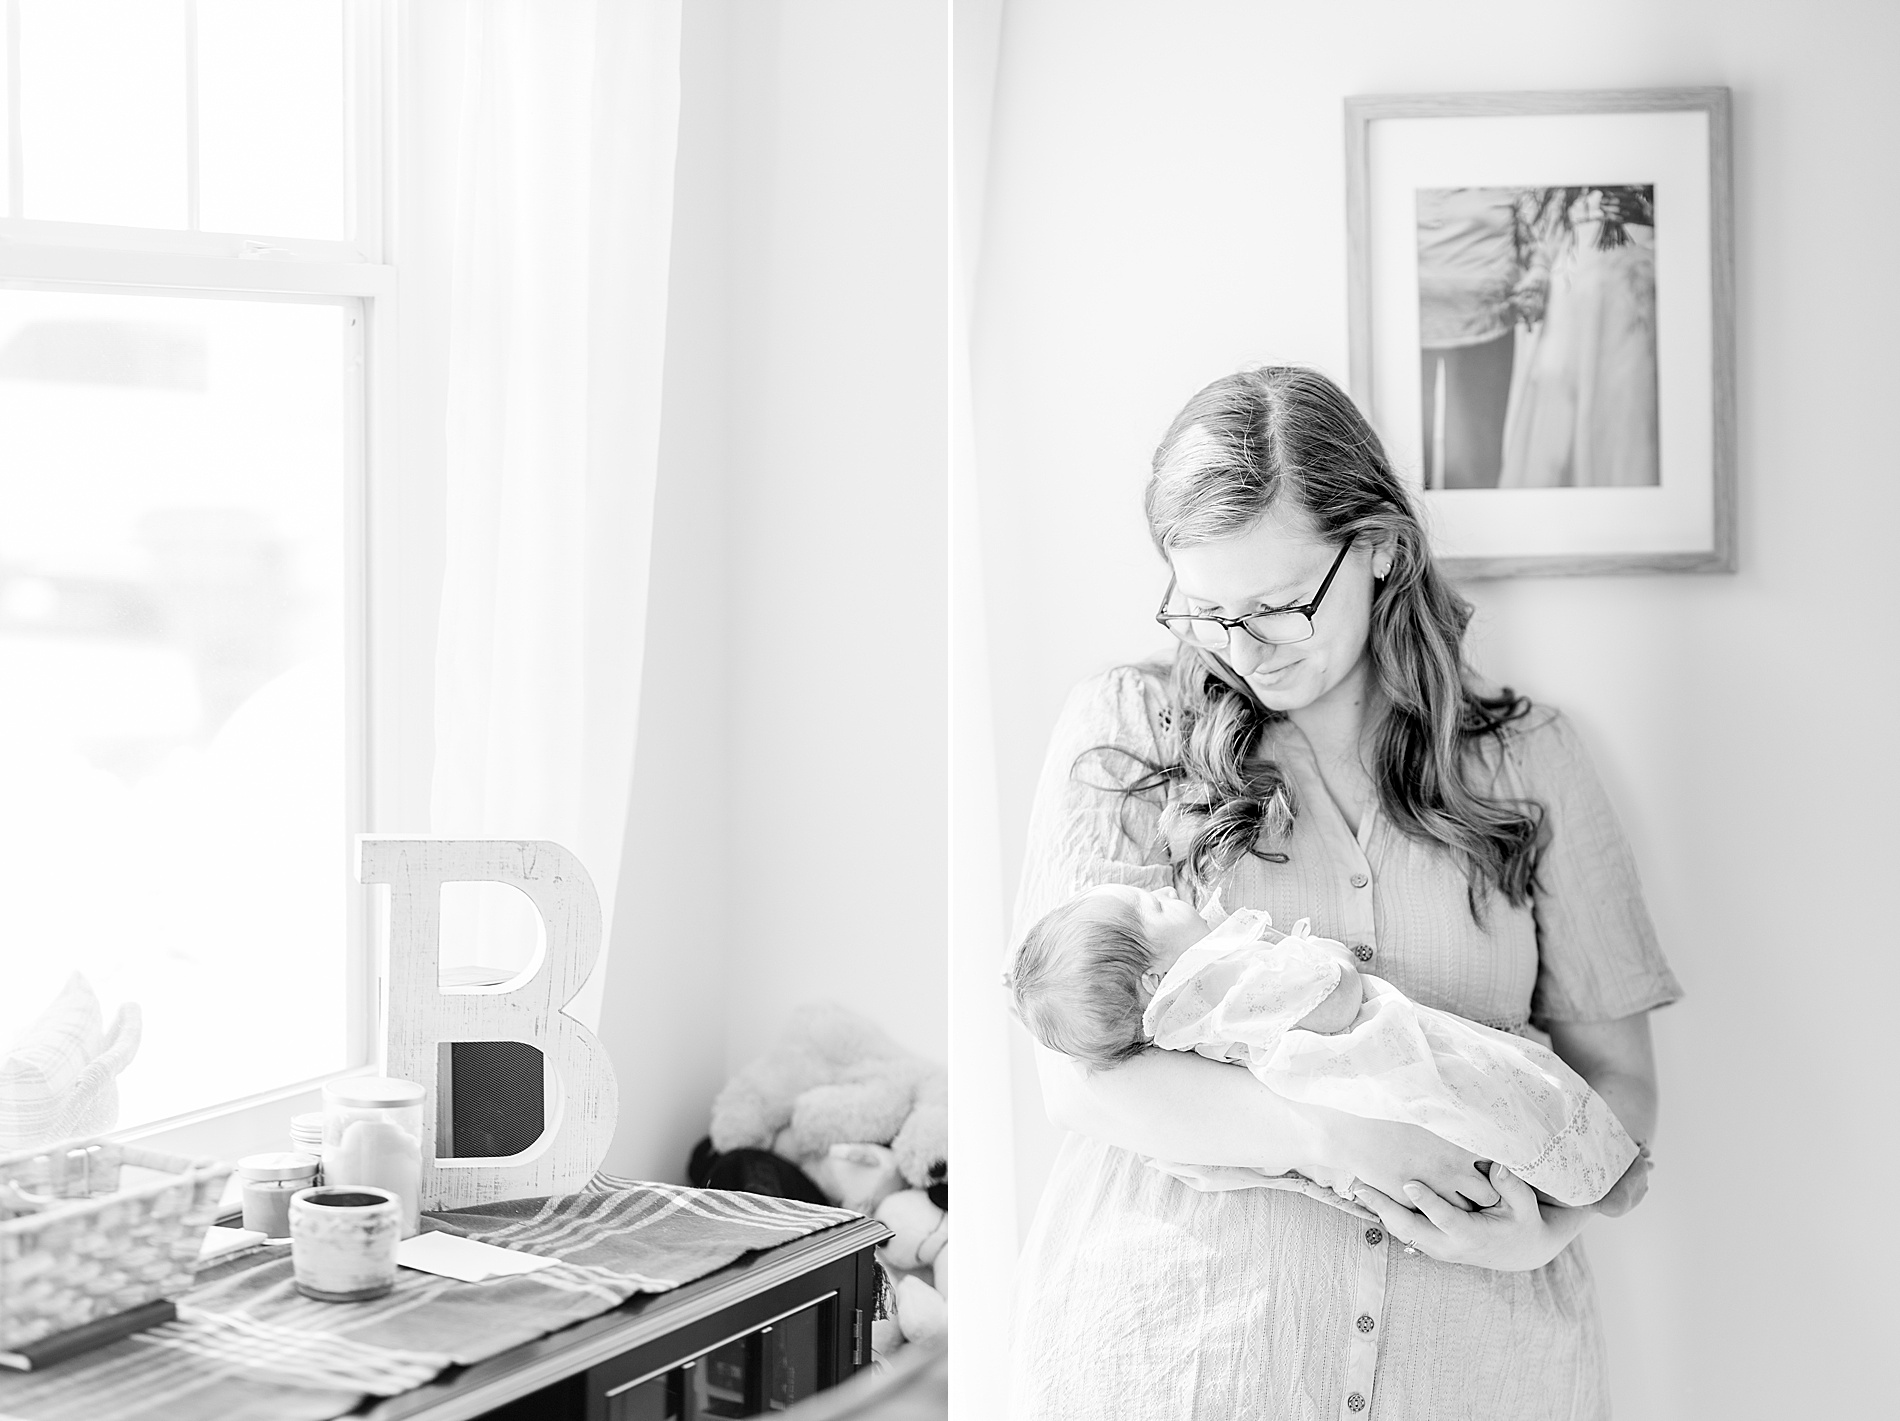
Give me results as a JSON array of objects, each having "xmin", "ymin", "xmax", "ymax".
[{"xmin": 111, "ymin": 1067, "xmax": 381, "ymax": 1175}]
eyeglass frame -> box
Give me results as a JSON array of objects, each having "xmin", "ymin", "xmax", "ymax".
[{"xmin": 1153, "ymin": 536, "xmax": 1356, "ymax": 649}]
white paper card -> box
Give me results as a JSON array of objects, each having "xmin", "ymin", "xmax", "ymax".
[
  {"xmin": 197, "ymin": 1225, "xmax": 267, "ymax": 1264},
  {"xmin": 474, "ymin": 1243, "xmax": 564, "ymax": 1277},
  {"xmin": 396, "ymin": 1231, "xmax": 560, "ymax": 1283}
]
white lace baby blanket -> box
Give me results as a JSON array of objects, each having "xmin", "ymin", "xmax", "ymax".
[{"xmin": 1142, "ymin": 911, "xmax": 1637, "ymax": 1207}]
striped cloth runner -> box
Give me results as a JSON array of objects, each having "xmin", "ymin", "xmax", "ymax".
[{"xmin": 0, "ymin": 1178, "xmax": 859, "ymax": 1421}]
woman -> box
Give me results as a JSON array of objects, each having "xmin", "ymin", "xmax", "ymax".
[{"xmin": 1005, "ymin": 367, "xmax": 1681, "ymax": 1419}]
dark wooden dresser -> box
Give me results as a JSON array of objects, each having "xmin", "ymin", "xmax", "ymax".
[{"xmin": 358, "ymin": 1216, "xmax": 888, "ymax": 1421}]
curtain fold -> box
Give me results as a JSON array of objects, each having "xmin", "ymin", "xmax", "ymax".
[
  {"xmin": 429, "ymin": 0, "xmax": 682, "ymax": 1029},
  {"xmin": 950, "ymin": 0, "xmax": 1015, "ymax": 1412}
]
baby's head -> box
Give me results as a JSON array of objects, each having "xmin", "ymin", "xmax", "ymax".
[{"xmin": 1005, "ymin": 884, "xmax": 1209, "ymax": 1071}]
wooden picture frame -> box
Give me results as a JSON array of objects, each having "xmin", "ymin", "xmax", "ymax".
[{"xmin": 1344, "ymin": 88, "xmax": 1735, "ymax": 578}]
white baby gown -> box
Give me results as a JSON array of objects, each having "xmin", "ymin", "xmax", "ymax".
[{"xmin": 1141, "ymin": 908, "xmax": 1638, "ymax": 1207}]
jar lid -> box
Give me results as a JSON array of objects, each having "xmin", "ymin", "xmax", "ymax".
[
  {"xmin": 323, "ymin": 1076, "xmax": 425, "ymax": 1108},
  {"xmin": 238, "ymin": 1152, "xmax": 321, "ymax": 1181},
  {"xmin": 290, "ymin": 1112, "xmax": 325, "ymax": 1131}
]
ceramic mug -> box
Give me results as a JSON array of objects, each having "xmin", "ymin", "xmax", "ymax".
[{"xmin": 289, "ymin": 1185, "xmax": 403, "ymax": 1302}]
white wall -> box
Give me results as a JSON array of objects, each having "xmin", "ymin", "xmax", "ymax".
[
  {"xmin": 600, "ymin": 0, "xmax": 949, "ymax": 1181},
  {"xmin": 969, "ymin": 1, "xmax": 1900, "ymax": 1415},
  {"xmin": 717, "ymin": 0, "xmax": 949, "ymax": 1079}
]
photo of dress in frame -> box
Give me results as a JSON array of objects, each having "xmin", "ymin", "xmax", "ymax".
[{"xmin": 1416, "ymin": 184, "xmax": 1658, "ymax": 492}]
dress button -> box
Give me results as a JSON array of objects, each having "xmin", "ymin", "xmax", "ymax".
[
  {"xmin": 1350, "ymin": 872, "xmax": 1369, "ymax": 889},
  {"xmin": 1357, "ymin": 1314, "xmax": 1375, "ymax": 1333},
  {"xmin": 1364, "ymin": 1227, "xmax": 1383, "ymax": 1247},
  {"xmin": 1347, "ymin": 1394, "xmax": 1367, "ymax": 1413},
  {"xmin": 1352, "ymin": 943, "xmax": 1373, "ymax": 962}
]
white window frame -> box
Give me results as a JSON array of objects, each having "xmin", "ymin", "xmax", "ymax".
[{"xmin": 0, "ymin": 0, "xmax": 413, "ymax": 1162}]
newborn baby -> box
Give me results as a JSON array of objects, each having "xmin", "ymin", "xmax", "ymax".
[{"xmin": 1008, "ymin": 882, "xmax": 1638, "ymax": 1208}]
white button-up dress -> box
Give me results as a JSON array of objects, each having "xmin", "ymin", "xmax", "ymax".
[{"xmin": 1005, "ymin": 667, "xmax": 1684, "ymax": 1421}]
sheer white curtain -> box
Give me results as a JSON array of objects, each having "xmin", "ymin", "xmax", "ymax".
[
  {"xmin": 951, "ymin": 0, "xmax": 1014, "ymax": 1411},
  {"xmin": 426, "ymin": 0, "xmax": 681, "ymax": 1029}
]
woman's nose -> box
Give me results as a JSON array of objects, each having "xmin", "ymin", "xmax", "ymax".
[{"xmin": 1223, "ymin": 630, "xmax": 1269, "ymax": 675}]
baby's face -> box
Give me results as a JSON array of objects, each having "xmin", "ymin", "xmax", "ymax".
[{"xmin": 1085, "ymin": 883, "xmax": 1208, "ymax": 975}]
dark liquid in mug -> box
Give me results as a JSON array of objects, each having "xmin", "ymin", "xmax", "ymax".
[{"xmin": 302, "ymin": 1190, "xmax": 388, "ymax": 1209}]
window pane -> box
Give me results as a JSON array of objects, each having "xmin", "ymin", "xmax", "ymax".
[
  {"xmin": 198, "ymin": 0, "xmax": 346, "ymax": 240},
  {"xmin": 17, "ymin": 0, "xmax": 188, "ymax": 228},
  {"xmin": 1, "ymin": 17, "xmax": 12, "ymax": 215},
  {"xmin": 0, "ymin": 290, "xmax": 351, "ymax": 1133}
]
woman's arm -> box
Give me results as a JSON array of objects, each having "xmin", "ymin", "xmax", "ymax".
[
  {"xmin": 1036, "ymin": 1042, "xmax": 1317, "ymax": 1172},
  {"xmin": 1036, "ymin": 1042, "xmax": 1503, "ymax": 1208},
  {"xmin": 1548, "ymin": 1012, "xmax": 1658, "ymax": 1217},
  {"xmin": 1547, "ymin": 1013, "xmax": 1657, "ymax": 1144}
]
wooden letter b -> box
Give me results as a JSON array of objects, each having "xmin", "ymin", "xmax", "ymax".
[{"xmin": 357, "ymin": 837, "xmax": 618, "ymax": 1209}]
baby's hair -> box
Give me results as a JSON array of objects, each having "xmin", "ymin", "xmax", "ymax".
[{"xmin": 1005, "ymin": 889, "xmax": 1155, "ymax": 1072}]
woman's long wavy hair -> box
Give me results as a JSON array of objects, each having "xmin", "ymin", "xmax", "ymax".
[{"xmin": 1118, "ymin": 366, "xmax": 1542, "ymax": 914}]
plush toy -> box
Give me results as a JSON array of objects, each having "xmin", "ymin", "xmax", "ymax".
[
  {"xmin": 893, "ymin": 1273, "xmax": 946, "ymax": 1345},
  {"xmin": 706, "ymin": 1003, "xmax": 951, "ymax": 1364},
  {"xmin": 806, "ymin": 1143, "xmax": 906, "ymax": 1215},
  {"xmin": 710, "ymin": 1002, "xmax": 947, "ymax": 1186},
  {"xmin": 890, "ymin": 1067, "xmax": 946, "ymax": 1190},
  {"xmin": 875, "ymin": 1189, "xmax": 947, "ymax": 1272},
  {"xmin": 686, "ymin": 1137, "xmax": 829, "ymax": 1204},
  {"xmin": 871, "ymin": 1309, "xmax": 904, "ymax": 1358}
]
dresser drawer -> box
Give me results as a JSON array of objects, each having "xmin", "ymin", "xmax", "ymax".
[{"xmin": 585, "ymin": 1250, "xmax": 872, "ymax": 1419}]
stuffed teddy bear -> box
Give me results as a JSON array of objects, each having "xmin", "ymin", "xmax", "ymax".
[
  {"xmin": 891, "ymin": 1272, "xmax": 947, "ymax": 1345},
  {"xmin": 872, "ymin": 1189, "xmax": 948, "ymax": 1350},
  {"xmin": 890, "ymin": 1067, "xmax": 946, "ymax": 1193},
  {"xmin": 706, "ymin": 1002, "xmax": 950, "ymax": 1363},
  {"xmin": 875, "ymin": 1189, "xmax": 946, "ymax": 1272},
  {"xmin": 806, "ymin": 1142, "xmax": 906, "ymax": 1215},
  {"xmin": 710, "ymin": 1001, "xmax": 946, "ymax": 1187}
]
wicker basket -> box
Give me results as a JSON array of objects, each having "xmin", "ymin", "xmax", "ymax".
[{"xmin": 0, "ymin": 1137, "xmax": 232, "ymax": 1352}]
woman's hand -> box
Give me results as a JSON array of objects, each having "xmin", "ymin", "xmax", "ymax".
[
  {"xmin": 1307, "ymin": 1108, "xmax": 1501, "ymax": 1211},
  {"xmin": 1591, "ymin": 1144, "xmax": 1652, "ymax": 1219},
  {"xmin": 1508, "ymin": 273, "xmax": 1549, "ymax": 327},
  {"xmin": 1354, "ymin": 1162, "xmax": 1591, "ymax": 1271}
]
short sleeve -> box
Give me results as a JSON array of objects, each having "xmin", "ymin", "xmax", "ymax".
[
  {"xmin": 1507, "ymin": 708, "xmax": 1685, "ymax": 1025},
  {"xmin": 1006, "ymin": 666, "xmax": 1175, "ymax": 967}
]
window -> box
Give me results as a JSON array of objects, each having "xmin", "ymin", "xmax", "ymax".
[{"xmin": 0, "ymin": 0, "xmax": 394, "ymax": 1147}]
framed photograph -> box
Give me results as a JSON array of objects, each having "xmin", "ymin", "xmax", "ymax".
[{"xmin": 1345, "ymin": 88, "xmax": 1735, "ymax": 577}]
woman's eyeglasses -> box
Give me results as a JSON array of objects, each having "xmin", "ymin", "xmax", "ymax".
[{"xmin": 1154, "ymin": 538, "xmax": 1354, "ymax": 650}]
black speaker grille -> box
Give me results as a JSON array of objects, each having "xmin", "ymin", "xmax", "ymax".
[{"xmin": 447, "ymin": 1041, "xmax": 545, "ymax": 1158}]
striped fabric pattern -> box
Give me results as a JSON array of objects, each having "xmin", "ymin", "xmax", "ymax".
[{"xmin": 0, "ymin": 1179, "xmax": 858, "ymax": 1421}]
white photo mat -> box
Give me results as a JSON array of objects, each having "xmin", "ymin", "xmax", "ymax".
[{"xmin": 1345, "ymin": 90, "xmax": 1735, "ymax": 577}]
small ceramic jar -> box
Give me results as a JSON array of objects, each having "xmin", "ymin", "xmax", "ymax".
[
  {"xmin": 289, "ymin": 1112, "xmax": 326, "ymax": 1167},
  {"xmin": 237, "ymin": 1152, "xmax": 320, "ymax": 1238},
  {"xmin": 289, "ymin": 1186, "xmax": 403, "ymax": 1302}
]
